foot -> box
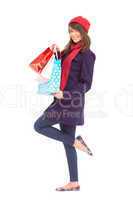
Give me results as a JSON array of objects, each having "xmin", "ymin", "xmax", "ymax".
[
  {"xmin": 73, "ymin": 135, "xmax": 93, "ymax": 156},
  {"xmin": 55, "ymin": 182, "xmax": 80, "ymax": 191},
  {"xmin": 73, "ymin": 139, "xmax": 88, "ymax": 153}
]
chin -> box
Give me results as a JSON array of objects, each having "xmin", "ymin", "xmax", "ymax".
[{"xmin": 72, "ymin": 40, "xmax": 78, "ymax": 43}]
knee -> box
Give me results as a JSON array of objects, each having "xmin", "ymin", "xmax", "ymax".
[
  {"xmin": 33, "ymin": 117, "xmax": 49, "ymax": 133},
  {"xmin": 34, "ymin": 120, "xmax": 41, "ymax": 133}
]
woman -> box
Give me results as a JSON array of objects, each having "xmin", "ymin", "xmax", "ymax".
[{"xmin": 34, "ymin": 16, "xmax": 96, "ymax": 191}]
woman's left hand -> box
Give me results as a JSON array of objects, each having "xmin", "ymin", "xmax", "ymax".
[{"xmin": 52, "ymin": 90, "xmax": 64, "ymax": 99}]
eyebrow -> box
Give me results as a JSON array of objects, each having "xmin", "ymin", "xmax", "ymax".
[{"xmin": 68, "ymin": 27, "xmax": 74, "ymax": 32}]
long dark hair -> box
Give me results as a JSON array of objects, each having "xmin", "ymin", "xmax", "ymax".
[{"xmin": 62, "ymin": 22, "xmax": 91, "ymax": 55}]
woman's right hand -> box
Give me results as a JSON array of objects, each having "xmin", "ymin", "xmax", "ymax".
[{"xmin": 50, "ymin": 44, "xmax": 60, "ymax": 53}]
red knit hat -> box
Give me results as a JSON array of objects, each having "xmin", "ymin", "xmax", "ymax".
[{"xmin": 69, "ymin": 16, "xmax": 91, "ymax": 33}]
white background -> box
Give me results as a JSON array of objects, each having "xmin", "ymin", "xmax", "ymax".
[{"xmin": 0, "ymin": 0, "xmax": 133, "ymax": 199}]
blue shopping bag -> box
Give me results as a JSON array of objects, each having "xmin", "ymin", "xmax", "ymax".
[{"xmin": 37, "ymin": 53, "xmax": 61, "ymax": 95}]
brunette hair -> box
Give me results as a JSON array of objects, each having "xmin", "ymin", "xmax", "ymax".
[{"xmin": 62, "ymin": 23, "xmax": 91, "ymax": 55}]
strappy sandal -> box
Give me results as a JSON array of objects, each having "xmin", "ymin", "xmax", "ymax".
[
  {"xmin": 76, "ymin": 135, "xmax": 93, "ymax": 156},
  {"xmin": 55, "ymin": 185, "xmax": 80, "ymax": 191}
]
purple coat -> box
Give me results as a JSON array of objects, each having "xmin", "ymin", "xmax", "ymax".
[{"xmin": 43, "ymin": 48, "xmax": 96, "ymax": 125}]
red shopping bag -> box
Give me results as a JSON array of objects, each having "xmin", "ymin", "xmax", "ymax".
[{"xmin": 29, "ymin": 47, "xmax": 53, "ymax": 74}]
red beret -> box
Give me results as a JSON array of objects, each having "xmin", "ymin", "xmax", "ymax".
[{"xmin": 69, "ymin": 16, "xmax": 91, "ymax": 33}]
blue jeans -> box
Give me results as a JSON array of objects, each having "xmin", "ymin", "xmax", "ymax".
[{"xmin": 34, "ymin": 114, "xmax": 78, "ymax": 182}]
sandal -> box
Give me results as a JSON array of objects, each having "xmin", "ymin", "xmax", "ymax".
[
  {"xmin": 76, "ymin": 135, "xmax": 93, "ymax": 156},
  {"xmin": 55, "ymin": 185, "xmax": 80, "ymax": 191}
]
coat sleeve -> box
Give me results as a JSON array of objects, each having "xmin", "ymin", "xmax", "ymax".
[{"xmin": 63, "ymin": 50, "xmax": 96, "ymax": 99}]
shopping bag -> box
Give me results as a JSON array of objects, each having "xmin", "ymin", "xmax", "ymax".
[
  {"xmin": 29, "ymin": 47, "xmax": 53, "ymax": 74},
  {"xmin": 34, "ymin": 52, "xmax": 56, "ymax": 83},
  {"xmin": 37, "ymin": 51, "xmax": 61, "ymax": 95},
  {"xmin": 40, "ymin": 53, "xmax": 55, "ymax": 80}
]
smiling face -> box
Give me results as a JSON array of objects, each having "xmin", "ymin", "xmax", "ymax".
[
  {"xmin": 63, "ymin": 23, "xmax": 91, "ymax": 55},
  {"xmin": 68, "ymin": 26, "xmax": 82, "ymax": 43}
]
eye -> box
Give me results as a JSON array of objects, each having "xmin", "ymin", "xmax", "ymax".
[
  {"xmin": 68, "ymin": 29, "xmax": 72, "ymax": 33},
  {"xmin": 68, "ymin": 27, "xmax": 75, "ymax": 33}
]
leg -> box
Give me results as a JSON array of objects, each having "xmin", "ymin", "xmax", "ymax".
[
  {"xmin": 34, "ymin": 114, "xmax": 75, "ymax": 146},
  {"xmin": 59, "ymin": 123, "xmax": 78, "ymax": 182}
]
